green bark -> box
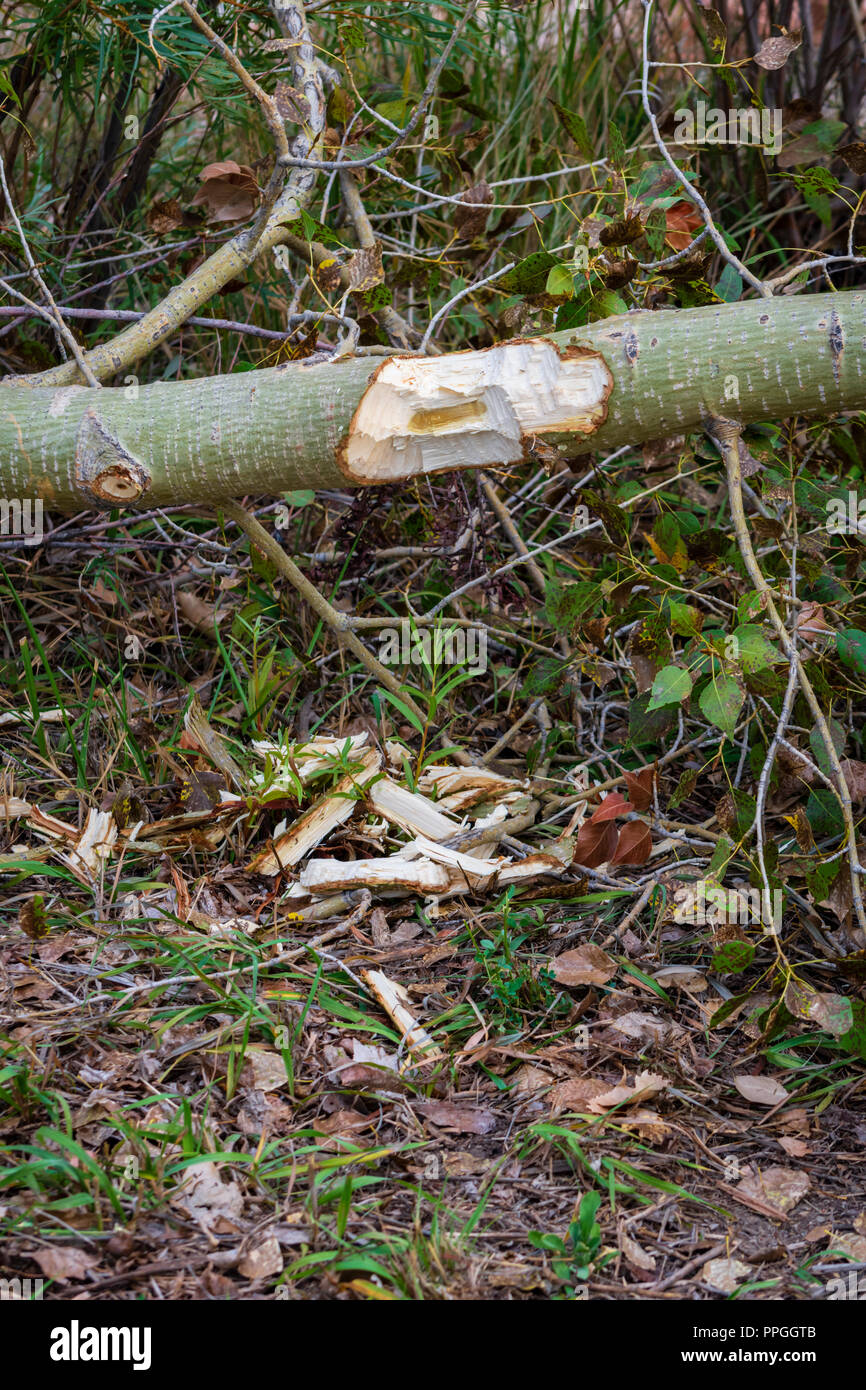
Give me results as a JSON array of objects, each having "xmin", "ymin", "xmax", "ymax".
[{"xmin": 0, "ymin": 290, "xmax": 862, "ymax": 512}]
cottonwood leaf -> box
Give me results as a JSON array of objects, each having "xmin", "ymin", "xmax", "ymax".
[
  {"xmin": 549, "ymin": 943, "xmax": 617, "ymax": 987},
  {"xmin": 590, "ymin": 791, "xmax": 630, "ymax": 823},
  {"xmin": 752, "ymin": 33, "xmax": 801, "ymax": 70},
  {"xmin": 699, "ymin": 675, "xmax": 744, "ymax": 736},
  {"xmin": 548, "ymin": 101, "xmax": 595, "ymax": 161},
  {"xmin": 624, "ymin": 768, "xmax": 654, "ymax": 812},
  {"xmin": 711, "ymin": 939, "xmax": 756, "ymax": 973},
  {"xmin": 648, "ymin": 664, "xmax": 692, "ymax": 710},
  {"xmin": 784, "ymin": 981, "xmax": 854, "ymax": 1037},
  {"xmin": 836, "ymin": 628, "xmax": 866, "ymax": 675},
  {"xmin": 573, "ymin": 819, "xmax": 618, "ymax": 868},
  {"xmin": 610, "ymin": 821, "xmax": 652, "ymax": 866},
  {"xmin": 734, "ymin": 1074, "xmax": 788, "ymax": 1106},
  {"xmin": 732, "ymin": 623, "xmax": 779, "ymax": 673}
]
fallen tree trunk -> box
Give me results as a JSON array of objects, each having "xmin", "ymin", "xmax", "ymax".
[{"xmin": 0, "ymin": 290, "xmax": 863, "ymax": 512}]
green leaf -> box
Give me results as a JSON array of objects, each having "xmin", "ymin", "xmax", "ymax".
[
  {"xmin": 670, "ymin": 767, "xmax": 698, "ymax": 808},
  {"xmin": 710, "ymin": 940, "xmax": 756, "ymax": 973},
  {"xmin": 647, "ymin": 665, "xmax": 692, "ymax": 710},
  {"xmin": 284, "ymin": 489, "xmax": 315, "ymax": 508},
  {"xmin": 498, "ymin": 252, "xmax": 559, "ymax": 295},
  {"xmin": 580, "ymin": 489, "xmax": 628, "ymax": 547},
  {"xmin": 732, "ymin": 623, "xmax": 779, "ymax": 673},
  {"xmin": 709, "ymin": 835, "xmax": 735, "ymax": 876},
  {"xmin": 698, "ymin": 675, "xmax": 744, "ymax": 736},
  {"xmin": 628, "ymin": 693, "xmax": 676, "ymax": 746},
  {"xmin": 642, "ymin": 206, "xmax": 667, "ymax": 259},
  {"xmin": 716, "ymin": 262, "xmax": 743, "ymax": 302},
  {"xmin": 836, "ymin": 629, "xmax": 866, "ymax": 675},
  {"xmin": 654, "ymin": 514, "xmax": 680, "ymax": 555},
  {"xmin": 709, "ymin": 990, "xmax": 753, "ymax": 1027},
  {"xmin": 606, "ymin": 119, "xmax": 628, "ymax": 171},
  {"xmin": 376, "ymin": 688, "xmax": 424, "ymax": 734},
  {"xmin": 805, "ymin": 857, "xmax": 841, "ymax": 902},
  {"xmin": 668, "ymin": 601, "xmax": 701, "ymax": 637},
  {"xmin": 838, "ymin": 1000, "xmax": 866, "ymax": 1060},
  {"xmin": 809, "ymin": 718, "xmax": 846, "ymax": 776},
  {"xmin": 339, "ymin": 15, "xmax": 365, "ymax": 48},
  {"xmin": 737, "ymin": 592, "xmax": 763, "ymax": 624},
  {"xmin": 521, "ymin": 656, "xmax": 571, "ymax": 699},
  {"xmin": 802, "ymin": 117, "xmax": 846, "ymax": 152},
  {"xmin": 591, "ymin": 289, "xmax": 628, "ymax": 320},
  {"xmin": 544, "ymin": 581, "xmax": 600, "ymax": 632},
  {"xmin": 545, "ymin": 264, "xmax": 574, "ymax": 298},
  {"xmin": 805, "ymin": 788, "xmax": 845, "ymax": 839},
  {"xmin": 549, "ymin": 101, "xmax": 595, "ymax": 161}
]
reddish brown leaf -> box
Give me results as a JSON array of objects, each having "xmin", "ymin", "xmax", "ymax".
[
  {"xmin": 573, "ymin": 819, "xmax": 618, "ymax": 868},
  {"xmin": 794, "ymin": 601, "xmax": 835, "ymax": 637},
  {"xmin": 590, "ymin": 791, "xmax": 630, "ymax": 823},
  {"xmin": 610, "ymin": 821, "xmax": 652, "ymax": 866},
  {"xmin": 665, "ymin": 200, "xmax": 703, "ymax": 251},
  {"xmin": 191, "ymin": 161, "xmax": 259, "ymax": 223},
  {"xmin": 454, "ymin": 180, "xmax": 492, "ymax": 239},
  {"xmin": 146, "ymin": 198, "xmax": 183, "ymax": 234},
  {"xmin": 624, "ymin": 767, "xmax": 654, "ymax": 812}
]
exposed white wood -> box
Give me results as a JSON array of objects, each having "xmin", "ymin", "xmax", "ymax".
[{"xmin": 344, "ymin": 340, "xmax": 612, "ymax": 482}]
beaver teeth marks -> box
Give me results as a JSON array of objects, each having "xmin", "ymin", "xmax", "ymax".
[{"xmin": 344, "ymin": 340, "xmax": 612, "ymax": 482}]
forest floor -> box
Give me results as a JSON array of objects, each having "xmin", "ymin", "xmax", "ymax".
[{"xmin": 1, "ymin": 480, "xmax": 864, "ymax": 1302}]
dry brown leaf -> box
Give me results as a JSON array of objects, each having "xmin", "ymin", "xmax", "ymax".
[
  {"xmin": 548, "ymin": 1077, "xmax": 610, "ymax": 1113},
  {"xmin": 191, "ymin": 160, "xmax": 259, "ymax": 223},
  {"xmin": 454, "ymin": 180, "xmax": 492, "ymax": 239},
  {"xmin": 653, "ymin": 965, "xmax": 707, "ymax": 991},
  {"xmin": 147, "ymin": 198, "xmax": 183, "ymax": 234},
  {"xmin": 784, "ymin": 981, "xmax": 853, "ymax": 1036},
  {"xmin": 238, "ymin": 1236, "xmax": 283, "ymax": 1280},
  {"xmin": 702, "ymin": 1257, "xmax": 752, "ymax": 1293},
  {"xmin": 32, "ymin": 1246, "xmax": 100, "ymax": 1282},
  {"xmin": 733, "ymin": 1073, "xmax": 788, "ymax": 1106},
  {"xmin": 753, "ymin": 32, "xmax": 801, "ymax": 69},
  {"xmin": 416, "ymin": 1101, "xmax": 496, "ymax": 1134},
  {"xmin": 274, "ymin": 79, "xmax": 310, "ymax": 123},
  {"xmin": 241, "ymin": 1046, "xmax": 289, "ymax": 1094},
  {"xmin": 618, "ymin": 1227, "xmax": 656, "ymax": 1271},
  {"xmin": 513, "ymin": 1063, "xmax": 554, "ymax": 1095},
  {"xmin": 610, "ymin": 820, "xmax": 652, "ymax": 866},
  {"xmin": 777, "ymin": 1136, "xmax": 810, "ymax": 1158},
  {"xmin": 824, "ymin": 1231, "xmax": 866, "ymax": 1262},
  {"xmin": 173, "ymin": 1161, "xmax": 245, "ymax": 1230},
  {"xmin": 573, "ymin": 818, "xmax": 618, "ymax": 868},
  {"xmin": 624, "ymin": 767, "xmax": 654, "ymax": 811},
  {"xmin": 346, "ymin": 241, "xmax": 384, "ymax": 292},
  {"xmin": 607, "ymin": 1010, "xmax": 670, "ymax": 1045},
  {"xmin": 443, "ymin": 1151, "xmax": 492, "ymax": 1176},
  {"xmin": 549, "ymin": 942, "xmax": 617, "ymax": 986},
  {"xmin": 735, "ymin": 1165, "xmax": 810, "ymax": 1218},
  {"xmin": 588, "ymin": 1069, "xmax": 667, "ymax": 1112},
  {"xmin": 590, "ymin": 791, "xmax": 630, "ymax": 823},
  {"xmin": 794, "ymin": 601, "xmax": 835, "ymax": 637}
]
